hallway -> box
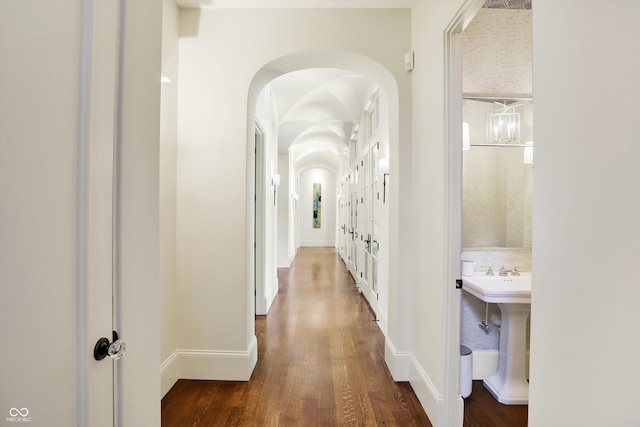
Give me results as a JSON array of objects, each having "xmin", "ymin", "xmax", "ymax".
[{"xmin": 161, "ymin": 247, "xmax": 432, "ymax": 426}]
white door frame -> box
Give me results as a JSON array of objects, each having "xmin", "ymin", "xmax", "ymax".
[
  {"xmin": 442, "ymin": 1, "xmax": 486, "ymax": 425},
  {"xmin": 254, "ymin": 121, "xmax": 267, "ymax": 315},
  {"xmin": 79, "ymin": 2, "xmax": 122, "ymax": 424}
]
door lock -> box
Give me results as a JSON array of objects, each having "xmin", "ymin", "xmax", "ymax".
[{"xmin": 94, "ymin": 331, "xmax": 126, "ymax": 361}]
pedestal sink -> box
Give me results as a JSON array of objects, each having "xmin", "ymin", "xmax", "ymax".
[{"xmin": 462, "ymin": 274, "xmax": 531, "ymax": 405}]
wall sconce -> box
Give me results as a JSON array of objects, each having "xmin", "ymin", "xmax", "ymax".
[
  {"xmin": 523, "ymin": 142, "xmax": 534, "ymax": 164},
  {"xmin": 463, "ymin": 122, "xmax": 470, "ymax": 151},
  {"xmin": 378, "ymin": 158, "xmax": 390, "ymax": 204},
  {"xmin": 272, "ymin": 174, "xmax": 280, "ymax": 206}
]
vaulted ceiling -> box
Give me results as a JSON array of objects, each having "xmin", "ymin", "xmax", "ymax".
[
  {"xmin": 184, "ymin": 0, "xmax": 530, "ymax": 173},
  {"xmin": 265, "ymin": 68, "xmax": 375, "ymax": 172}
]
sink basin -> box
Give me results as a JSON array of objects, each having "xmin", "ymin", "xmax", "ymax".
[
  {"xmin": 462, "ymin": 273, "xmax": 532, "ymax": 404},
  {"xmin": 462, "ymin": 274, "xmax": 531, "ymax": 304}
]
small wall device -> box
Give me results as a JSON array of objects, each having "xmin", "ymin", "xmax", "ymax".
[{"xmin": 404, "ymin": 51, "xmax": 414, "ymax": 71}]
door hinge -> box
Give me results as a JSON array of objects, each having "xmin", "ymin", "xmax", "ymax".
[{"xmin": 456, "ymin": 279, "xmax": 463, "ymax": 289}]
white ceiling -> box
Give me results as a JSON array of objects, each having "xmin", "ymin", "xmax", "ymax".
[
  {"xmin": 179, "ymin": 0, "xmax": 528, "ymax": 172},
  {"xmin": 263, "ymin": 68, "xmax": 375, "ymax": 172},
  {"xmin": 176, "ymin": 0, "xmax": 413, "ymax": 9}
]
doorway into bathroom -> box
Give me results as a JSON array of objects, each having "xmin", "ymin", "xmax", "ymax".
[{"xmin": 446, "ymin": 0, "xmax": 533, "ymax": 424}]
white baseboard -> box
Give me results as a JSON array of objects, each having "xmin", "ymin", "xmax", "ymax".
[
  {"xmin": 160, "ymin": 350, "xmax": 180, "ymax": 398},
  {"xmin": 278, "ymin": 248, "xmax": 297, "ymax": 268},
  {"xmin": 265, "ymin": 277, "xmax": 278, "ymax": 313},
  {"xmin": 409, "ymin": 353, "xmax": 443, "ymax": 423},
  {"xmin": 384, "ymin": 338, "xmax": 411, "ymax": 381},
  {"xmin": 299, "ymin": 241, "xmax": 335, "ymax": 247},
  {"xmin": 377, "ymin": 309, "xmax": 388, "ymax": 337},
  {"xmin": 471, "ymin": 349, "xmax": 530, "ymax": 380},
  {"xmin": 160, "ymin": 336, "xmax": 258, "ymax": 397},
  {"xmin": 409, "ymin": 354, "xmax": 464, "ymax": 427},
  {"xmin": 359, "ymin": 287, "xmax": 389, "ymax": 337},
  {"xmin": 471, "ymin": 350, "xmax": 499, "ymax": 380}
]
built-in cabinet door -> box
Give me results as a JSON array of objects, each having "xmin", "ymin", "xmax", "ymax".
[
  {"xmin": 338, "ymin": 179, "xmax": 347, "ymax": 256},
  {"xmin": 349, "ymin": 168, "xmax": 358, "ymax": 278},
  {"xmin": 358, "ymin": 154, "xmax": 370, "ymax": 290},
  {"xmin": 370, "ymin": 143, "xmax": 381, "ymax": 296}
]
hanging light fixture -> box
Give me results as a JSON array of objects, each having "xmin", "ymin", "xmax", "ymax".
[{"xmin": 487, "ymin": 102, "xmax": 520, "ymax": 144}]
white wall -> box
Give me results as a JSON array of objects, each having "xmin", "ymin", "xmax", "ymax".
[
  {"xmin": 277, "ymin": 153, "xmax": 292, "ymax": 267},
  {"xmin": 1, "ymin": 1, "xmax": 162, "ymax": 425},
  {"xmin": 299, "ymin": 168, "xmax": 336, "ymax": 247},
  {"xmin": 412, "ymin": 1, "xmax": 640, "ymax": 426},
  {"xmin": 256, "ymin": 85, "xmax": 280, "ymax": 313},
  {"xmin": 176, "ymin": 7, "xmax": 411, "ymax": 382},
  {"xmin": 528, "ymin": 1, "xmax": 640, "ymax": 425},
  {"xmin": 1, "ymin": 3, "xmax": 82, "ymax": 423},
  {"xmin": 410, "ymin": 4, "xmax": 467, "ymax": 424}
]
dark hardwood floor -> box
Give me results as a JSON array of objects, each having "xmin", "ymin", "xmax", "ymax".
[
  {"xmin": 464, "ymin": 381, "xmax": 528, "ymax": 427},
  {"xmin": 162, "ymin": 247, "xmax": 527, "ymax": 426}
]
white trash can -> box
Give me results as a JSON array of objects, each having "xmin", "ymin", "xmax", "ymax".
[{"xmin": 459, "ymin": 345, "xmax": 473, "ymax": 398}]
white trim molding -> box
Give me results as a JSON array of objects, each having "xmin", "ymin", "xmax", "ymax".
[
  {"xmin": 299, "ymin": 241, "xmax": 335, "ymax": 247},
  {"xmin": 409, "ymin": 354, "xmax": 464, "ymax": 427},
  {"xmin": 160, "ymin": 350, "xmax": 180, "ymax": 398},
  {"xmin": 160, "ymin": 336, "xmax": 258, "ymax": 398},
  {"xmin": 471, "ymin": 349, "xmax": 530, "ymax": 380},
  {"xmin": 384, "ymin": 338, "xmax": 411, "ymax": 381},
  {"xmin": 264, "ymin": 276, "xmax": 279, "ymax": 313},
  {"xmin": 176, "ymin": 0, "xmax": 415, "ymax": 9}
]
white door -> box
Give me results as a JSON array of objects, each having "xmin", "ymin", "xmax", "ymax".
[
  {"xmin": 358, "ymin": 155, "xmax": 371, "ymax": 290},
  {"xmin": 85, "ymin": 3, "xmax": 122, "ymax": 425},
  {"xmin": 338, "ymin": 179, "xmax": 348, "ymax": 256},
  {"xmin": 349, "ymin": 168, "xmax": 358, "ymax": 278},
  {"xmin": 370, "ymin": 143, "xmax": 381, "ymax": 297},
  {"xmin": 109, "ymin": 2, "xmax": 162, "ymax": 426},
  {"xmin": 0, "ymin": 2, "xmax": 162, "ymax": 425}
]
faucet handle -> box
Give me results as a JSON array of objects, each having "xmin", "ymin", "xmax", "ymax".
[
  {"xmin": 512, "ymin": 266, "xmax": 520, "ymax": 276},
  {"xmin": 485, "ymin": 266, "xmax": 494, "ymax": 276}
]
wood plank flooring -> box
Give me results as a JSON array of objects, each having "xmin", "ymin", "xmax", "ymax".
[
  {"xmin": 162, "ymin": 247, "xmax": 432, "ymax": 426},
  {"xmin": 162, "ymin": 247, "xmax": 529, "ymax": 426},
  {"xmin": 463, "ymin": 381, "xmax": 528, "ymax": 427}
]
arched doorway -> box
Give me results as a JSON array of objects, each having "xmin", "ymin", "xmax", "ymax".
[{"xmin": 246, "ymin": 51, "xmax": 407, "ymax": 375}]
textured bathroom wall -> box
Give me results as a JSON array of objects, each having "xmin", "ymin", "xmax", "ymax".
[{"xmin": 462, "ymin": 8, "xmax": 532, "ymax": 98}]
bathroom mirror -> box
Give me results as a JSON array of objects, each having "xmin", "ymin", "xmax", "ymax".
[{"xmin": 462, "ymin": 97, "xmax": 533, "ymax": 248}]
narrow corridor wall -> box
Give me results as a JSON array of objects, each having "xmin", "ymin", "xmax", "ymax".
[
  {"xmin": 176, "ymin": 7, "xmax": 411, "ymax": 382},
  {"xmin": 299, "ymin": 168, "xmax": 336, "ymax": 247}
]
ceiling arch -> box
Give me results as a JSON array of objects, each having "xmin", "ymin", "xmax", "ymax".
[
  {"xmin": 247, "ymin": 50, "xmax": 399, "ymax": 176},
  {"xmin": 267, "ymin": 68, "xmax": 375, "ymax": 162}
]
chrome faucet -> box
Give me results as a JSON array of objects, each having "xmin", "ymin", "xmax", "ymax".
[
  {"xmin": 485, "ymin": 266, "xmax": 494, "ymax": 276},
  {"xmin": 498, "ymin": 265, "xmax": 521, "ymax": 276}
]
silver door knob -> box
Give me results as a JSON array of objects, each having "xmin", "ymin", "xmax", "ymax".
[{"xmin": 94, "ymin": 331, "xmax": 126, "ymax": 361}]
